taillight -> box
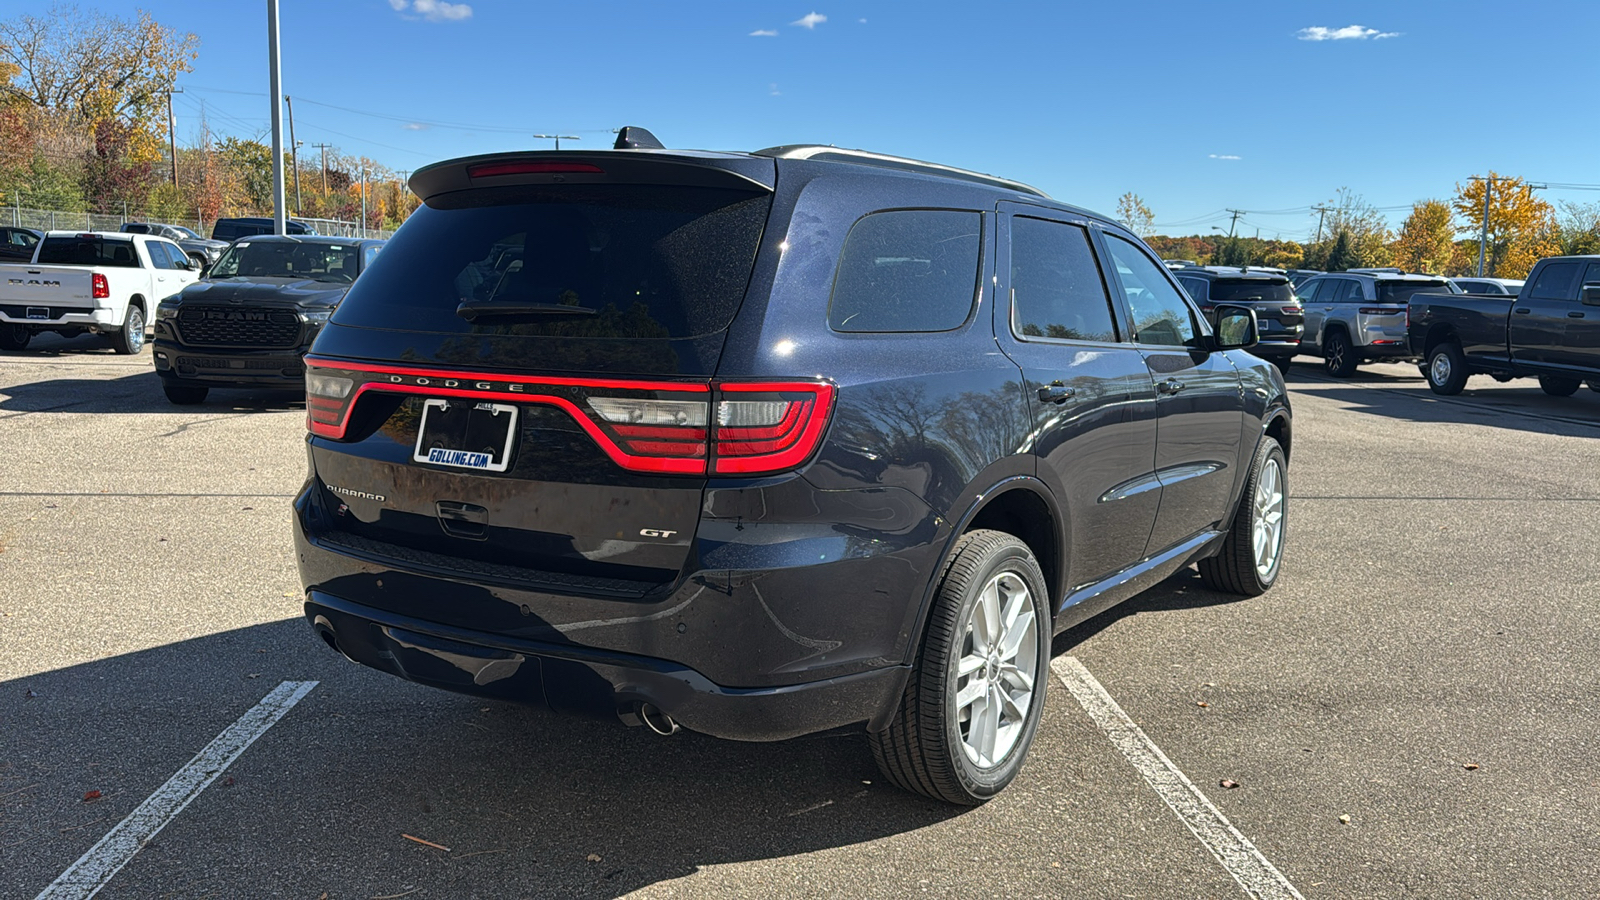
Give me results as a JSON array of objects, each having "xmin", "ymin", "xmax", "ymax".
[
  {"xmin": 1199, "ymin": 304, "xmax": 1215, "ymax": 313},
  {"xmin": 467, "ymin": 160, "xmax": 604, "ymax": 177},
  {"xmin": 303, "ymin": 359, "xmax": 835, "ymax": 477},
  {"xmin": 1359, "ymin": 307, "xmax": 1404, "ymax": 315},
  {"xmin": 1280, "ymin": 306, "xmax": 1301, "ymax": 315},
  {"xmin": 713, "ymin": 382, "xmax": 836, "ymax": 475},
  {"xmin": 92, "ymin": 273, "xmax": 109, "ymax": 299}
]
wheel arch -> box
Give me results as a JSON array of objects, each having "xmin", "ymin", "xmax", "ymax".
[{"xmin": 1422, "ymin": 322, "xmax": 1460, "ymax": 356}]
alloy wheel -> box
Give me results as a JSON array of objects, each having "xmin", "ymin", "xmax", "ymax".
[
  {"xmin": 1252, "ymin": 457, "xmax": 1285, "ymax": 578},
  {"xmin": 954, "ymin": 571, "xmax": 1040, "ymax": 769},
  {"xmin": 125, "ymin": 308, "xmax": 145, "ymax": 353}
]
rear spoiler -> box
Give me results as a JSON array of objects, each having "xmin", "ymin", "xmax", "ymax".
[{"xmin": 409, "ymin": 150, "xmax": 776, "ymax": 202}]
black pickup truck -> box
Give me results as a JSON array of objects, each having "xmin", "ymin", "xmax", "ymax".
[{"xmin": 1408, "ymin": 255, "xmax": 1600, "ymax": 396}]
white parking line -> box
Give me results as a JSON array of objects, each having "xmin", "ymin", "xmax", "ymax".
[
  {"xmin": 35, "ymin": 680, "xmax": 318, "ymax": 900},
  {"xmin": 1051, "ymin": 657, "xmax": 1304, "ymax": 900}
]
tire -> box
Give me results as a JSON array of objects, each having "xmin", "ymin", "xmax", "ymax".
[
  {"xmin": 1538, "ymin": 375, "xmax": 1581, "ymax": 397},
  {"xmin": 163, "ymin": 383, "xmax": 208, "ymax": 405},
  {"xmin": 1271, "ymin": 356, "xmax": 1293, "ymax": 374},
  {"xmin": 109, "ymin": 304, "xmax": 146, "ymax": 355},
  {"xmin": 1198, "ymin": 436, "xmax": 1287, "ymax": 596},
  {"xmin": 0, "ymin": 323, "xmax": 29, "ymax": 351},
  {"xmin": 870, "ymin": 529, "xmax": 1050, "ymax": 805},
  {"xmin": 1322, "ymin": 330, "xmax": 1359, "ymax": 377},
  {"xmin": 1425, "ymin": 342, "xmax": 1469, "ymax": 396}
]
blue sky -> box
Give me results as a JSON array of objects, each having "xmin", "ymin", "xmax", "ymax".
[{"xmin": 76, "ymin": 0, "xmax": 1600, "ymax": 240}]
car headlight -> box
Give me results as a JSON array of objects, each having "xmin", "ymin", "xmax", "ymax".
[
  {"xmin": 155, "ymin": 301, "xmax": 180, "ymax": 320},
  {"xmin": 301, "ymin": 309, "xmax": 333, "ymax": 324}
]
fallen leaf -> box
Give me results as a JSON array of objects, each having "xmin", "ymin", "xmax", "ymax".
[
  {"xmin": 1463, "ymin": 763, "xmax": 1480, "ymax": 771},
  {"xmin": 586, "ymin": 853, "xmax": 602, "ymax": 863},
  {"xmin": 1050, "ymin": 862, "xmax": 1061, "ymax": 869},
  {"xmin": 82, "ymin": 790, "xmax": 102, "ymax": 802},
  {"xmin": 223, "ymin": 776, "xmax": 235, "ymax": 787},
  {"xmin": 25, "ymin": 690, "xmax": 36, "ymax": 698},
  {"xmin": 1196, "ymin": 701, "xmax": 1209, "ymax": 708},
  {"xmin": 401, "ymin": 833, "xmax": 450, "ymax": 852},
  {"xmin": 1219, "ymin": 779, "xmax": 1238, "ymax": 789},
  {"xmin": 1338, "ymin": 814, "xmax": 1352, "ymax": 825},
  {"xmin": 246, "ymin": 673, "xmax": 261, "ymax": 679}
]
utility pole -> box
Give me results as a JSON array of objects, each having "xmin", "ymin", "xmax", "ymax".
[
  {"xmin": 1311, "ymin": 206, "xmax": 1331, "ymax": 244},
  {"xmin": 161, "ymin": 87, "xmax": 184, "ymax": 187},
  {"xmin": 1224, "ymin": 208, "xmax": 1244, "ymax": 239},
  {"xmin": 360, "ymin": 167, "xmax": 367, "ymax": 239},
  {"xmin": 313, "ymin": 143, "xmax": 333, "ymax": 196},
  {"xmin": 1472, "ymin": 175, "xmax": 1492, "ymax": 277},
  {"xmin": 285, "ymin": 95, "xmax": 301, "ymax": 214},
  {"xmin": 533, "ymin": 133, "xmax": 580, "ymax": 150},
  {"xmin": 267, "ymin": 0, "xmax": 287, "ymax": 235}
]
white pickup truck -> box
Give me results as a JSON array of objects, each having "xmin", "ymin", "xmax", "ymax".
[{"xmin": 0, "ymin": 231, "xmax": 202, "ymax": 353}]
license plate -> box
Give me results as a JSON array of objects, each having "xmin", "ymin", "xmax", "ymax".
[
  {"xmin": 412, "ymin": 399, "xmax": 518, "ymax": 472},
  {"xmin": 26, "ymin": 307, "xmax": 48, "ymax": 320}
]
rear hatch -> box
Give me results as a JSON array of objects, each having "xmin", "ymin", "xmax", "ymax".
[
  {"xmin": 1207, "ymin": 276, "xmax": 1302, "ymax": 342},
  {"xmin": 1362, "ymin": 279, "xmax": 1455, "ymax": 344},
  {"xmin": 301, "ymin": 152, "xmax": 822, "ymax": 600}
]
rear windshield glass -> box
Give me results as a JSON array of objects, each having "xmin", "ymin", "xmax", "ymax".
[
  {"xmin": 35, "ymin": 237, "xmax": 142, "ymax": 267},
  {"xmin": 334, "ymin": 185, "xmax": 771, "ymax": 339},
  {"xmin": 210, "ymin": 241, "xmax": 361, "ymax": 283},
  {"xmin": 1377, "ymin": 281, "xmax": 1453, "ymax": 302},
  {"xmin": 1209, "ymin": 280, "xmax": 1293, "ymax": 304}
]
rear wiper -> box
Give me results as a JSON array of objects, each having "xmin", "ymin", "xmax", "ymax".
[{"xmin": 455, "ymin": 301, "xmax": 599, "ymax": 322}]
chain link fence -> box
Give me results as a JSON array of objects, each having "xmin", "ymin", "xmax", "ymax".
[{"xmin": 4, "ymin": 206, "xmax": 394, "ymax": 240}]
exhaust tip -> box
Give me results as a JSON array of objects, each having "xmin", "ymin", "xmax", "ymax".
[
  {"xmin": 637, "ymin": 702, "xmax": 679, "ymax": 736},
  {"xmin": 312, "ymin": 615, "xmax": 354, "ymax": 662}
]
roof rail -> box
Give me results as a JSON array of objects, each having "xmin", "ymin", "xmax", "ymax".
[{"xmin": 752, "ymin": 144, "xmax": 1050, "ymax": 198}]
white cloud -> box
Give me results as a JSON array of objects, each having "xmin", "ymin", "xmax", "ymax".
[
  {"xmin": 749, "ymin": 29, "xmax": 778, "ymax": 36},
  {"xmin": 402, "ymin": 122, "xmax": 430, "ymax": 131},
  {"xmin": 858, "ymin": 18, "xmax": 867, "ymax": 23},
  {"xmin": 1297, "ymin": 25, "xmax": 1399, "ymax": 41},
  {"xmin": 769, "ymin": 83, "xmax": 782, "ymax": 96},
  {"xmin": 1209, "ymin": 154, "xmax": 1242, "ymax": 160},
  {"xmin": 390, "ymin": 0, "xmax": 473, "ymax": 22},
  {"xmin": 791, "ymin": 11, "xmax": 826, "ymax": 29}
]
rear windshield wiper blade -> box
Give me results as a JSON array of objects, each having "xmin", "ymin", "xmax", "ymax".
[{"xmin": 456, "ymin": 301, "xmax": 599, "ymax": 322}]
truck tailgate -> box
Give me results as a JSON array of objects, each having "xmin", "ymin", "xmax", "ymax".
[{"xmin": 0, "ymin": 265, "xmax": 96, "ymax": 309}]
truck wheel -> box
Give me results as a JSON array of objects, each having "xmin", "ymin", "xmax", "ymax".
[
  {"xmin": 870, "ymin": 529, "xmax": 1050, "ymax": 805},
  {"xmin": 0, "ymin": 324, "xmax": 29, "ymax": 351},
  {"xmin": 1538, "ymin": 375, "xmax": 1581, "ymax": 397},
  {"xmin": 109, "ymin": 305, "xmax": 146, "ymax": 355},
  {"xmin": 1425, "ymin": 342, "xmax": 1469, "ymax": 395},
  {"xmin": 163, "ymin": 383, "xmax": 208, "ymax": 405},
  {"xmin": 1198, "ymin": 436, "xmax": 1286, "ymax": 596},
  {"xmin": 1322, "ymin": 331, "xmax": 1359, "ymax": 377}
]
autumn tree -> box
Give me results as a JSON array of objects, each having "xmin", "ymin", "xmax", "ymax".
[
  {"xmin": 1116, "ymin": 192, "xmax": 1155, "ymax": 237},
  {"xmin": 1391, "ymin": 200, "xmax": 1454, "ymax": 274},
  {"xmin": 1452, "ymin": 173, "xmax": 1558, "ymax": 279},
  {"xmin": 1303, "ymin": 188, "xmax": 1390, "ymax": 270},
  {"xmin": 80, "ymin": 118, "xmax": 156, "ymax": 213}
]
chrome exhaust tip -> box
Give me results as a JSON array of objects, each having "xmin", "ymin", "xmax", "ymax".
[{"xmin": 637, "ymin": 702, "xmax": 679, "ymax": 736}]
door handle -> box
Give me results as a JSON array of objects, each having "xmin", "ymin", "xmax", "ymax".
[
  {"xmin": 1036, "ymin": 383, "xmax": 1076, "ymax": 404},
  {"xmin": 1569, "ymin": 311, "xmax": 1586, "ymax": 318},
  {"xmin": 436, "ymin": 500, "xmax": 488, "ymax": 540},
  {"xmin": 1156, "ymin": 378, "xmax": 1186, "ymax": 395},
  {"xmin": 1514, "ymin": 308, "xmax": 1531, "ymax": 314}
]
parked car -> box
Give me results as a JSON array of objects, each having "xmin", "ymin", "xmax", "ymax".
[
  {"xmin": 120, "ymin": 221, "xmax": 229, "ymax": 268},
  {"xmin": 0, "ymin": 226, "xmax": 42, "ymax": 262},
  {"xmin": 294, "ymin": 132, "xmax": 1292, "ymax": 805},
  {"xmin": 1410, "ymin": 256, "xmax": 1600, "ymax": 395},
  {"xmin": 152, "ymin": 235, "xmax": 384, "ymax": 404},
  {"xmin": 210, "ymin": 217, "xmax": 316, "ymax": 242},
  {"xmin": 0, "ymin": 231, "xmax": 200, "ymax": 352},
  {"xmin": 1286, "ymin": 269, "xmax": 1323, "ymax": 288},
  {"xmin": 1173, "ymin": 266, "xmax": 1304, "ymax": 370},
  {"xmin": 1295, "ymin": 271, "xmax": 1459, "ymax": 376},
  {"xmin": 1449, "ymin": 277, "xmax": 1525, "ymax": 296}
]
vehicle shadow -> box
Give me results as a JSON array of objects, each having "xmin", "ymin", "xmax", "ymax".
[
  {"xmin": 1295, "ymin": 381, "xmax": 1600, "ymax": 435},
  {"xmin": 0, "ymin": 619, "xmax": 962, "ymax": 899},
  {"xmin": 1052, "ymin": 568, "xmax": 1247, "ymax": 654},
  {"xmin": 0, "ymin": 332, "xmax": 122, "ymax": 356},
  {"xmin": 0, "ymin": 369, "xmax": 303, "ymax": 415}
]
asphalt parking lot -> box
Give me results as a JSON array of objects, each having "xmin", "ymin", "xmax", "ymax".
[{"xmin": 3, "ymin": 334, "xmax": 1598, "ymax": 899}]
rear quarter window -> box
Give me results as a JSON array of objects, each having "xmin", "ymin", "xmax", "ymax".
[{"xmin": 828, "ymin": 209, "xmax": 982, "ymax": 333}]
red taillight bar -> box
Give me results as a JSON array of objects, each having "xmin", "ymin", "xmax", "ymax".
[{"xmin": 467, "ymin": 161, "xmax": 605, "ymax": 178}]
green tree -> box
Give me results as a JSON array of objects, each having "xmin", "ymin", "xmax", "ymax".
[
  {"xmin": 218, "ymin": 136, "xmax": 273, "ymax": 210},
  {"xmin": 1324, "ymin": 230, "xmax": 1354, "ymax": 272}
]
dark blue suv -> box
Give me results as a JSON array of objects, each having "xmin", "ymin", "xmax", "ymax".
[{"xmin": 295, "ymin": 131, "xmax": 1292, "ymax": 804}]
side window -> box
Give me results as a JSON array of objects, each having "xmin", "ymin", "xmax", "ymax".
[
  {"xmin": 1529, "ymin": 262, "xmax": 1581, "ymax": 301},
  {"xmin": 363, "ymin": 244, "xmax": 382, "ymax": 270},
  {"xmin": 828, "ymin": 209, "xmax": 982, "ymax": 333},
  {"xmin": 1104, "ymin": 234, "xmax": 1197, "ymax": 347},
  {"xmin": 1328, "ymin": 279, "xmax": 1356, "ymax": 302},
  {"xmin": 1009, "ymin": 217, "xmax": 1119, "ymax": 342},
  {"xmin": 1583, "ymin": 263, "xmax": 1600, "ymax": 290},
  {"xmin": 1177, "ymin": 277, "xmax": 1208, "ymax": 304},
  {"xmin": 1298, "ymin": 279, "xmax": 1324, "ymax": 302},
  {"xmin": 145, "ymin": 242, "xmax": 174, "ymax": 269},
  {"xmin": 161, "ymin": 242, "xmax": 188, "ymax": 269}
]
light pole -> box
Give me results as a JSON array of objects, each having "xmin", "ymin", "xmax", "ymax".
[
  {"xmin": 267, "ymin": 0, "xmax": 287, "ymax": 235},
  {"xmin": 1472, "ymin": 175, "xmax": 1492, "ymax": 277},
  {"xmin": 533, "ymin": 133, "xmax": 580, "ymax": 150}
]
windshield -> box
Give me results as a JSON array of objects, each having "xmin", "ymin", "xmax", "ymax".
[
  {"xmin": 1377, "ymin": 281, "xmax": 1456, "ymax": 302},
  {"xmin": 209, "ymin": 241, "xmax": 361, "ymax": 283},
  {"xmin": 1210, "ymin": 280, "xmax": 1294, "ymax": 304}
]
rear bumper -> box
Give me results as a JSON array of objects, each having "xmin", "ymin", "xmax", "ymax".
[
  {"xmin": 0, "ymin": 306, "xmax": 117, "ymax": 328},
  {"xmin": 305, "ymin": 590, "xmax": 908, "ymax": 742}
]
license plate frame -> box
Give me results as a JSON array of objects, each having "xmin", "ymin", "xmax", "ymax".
[
  {"xmin": 411, "ymin": 399, "xmax": 518, "ymax": 473},
  {"xmin": 25, "ymin": 307, "xmax": 49, "ymax": 320}
]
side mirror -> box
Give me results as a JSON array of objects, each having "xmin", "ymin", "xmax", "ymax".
[
  {"xmin": 1582, "ymin": 283, "xmax": 1600, "ymax": 306},
  {"xmin": 1213, "ymin": 304, "xmax": 1259, "ymax": 350}
]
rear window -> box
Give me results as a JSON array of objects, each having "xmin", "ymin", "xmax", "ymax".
[
  {"xmin": 334, "ymin": 185, "xmax": 770, "ymax": 339},
  {"xmin": 210, "ymin": 241, "xmax": 361, "ymax": 283},
  {"xmin": 35, "ymin": 237, "xmax": 141, "ymax": 267},
  {"xmin": 1528, "ymin": 263, "xmax": 1581, "ymax": 301},
  {"xmin": 1209, "ymin": 280, "xmax": 1294, "ymax": 304},
  {"xmin": 1377, "ymin": 280, "xmax": 1454, "ymax": 303},
  {"xmin": 828, "ymin": 209, "xmax": 981, "ymax": 332}
]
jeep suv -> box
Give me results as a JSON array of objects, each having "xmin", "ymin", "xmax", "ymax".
[
  {"xmin": 1296, "ymin": 271, "xmax": 1459, "ymax": 376},
  {"xmin": 1173, "ymin": 266, "xmax": 1304, "ymax": 370},
  {"xmin": 295, "ymin": 131, "xmax": 1292, "ymax": 804}
]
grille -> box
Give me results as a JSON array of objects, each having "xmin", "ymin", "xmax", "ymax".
[{"xmin": 176, "ymin": 306, "xmax": 301, "ymax": 347}]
